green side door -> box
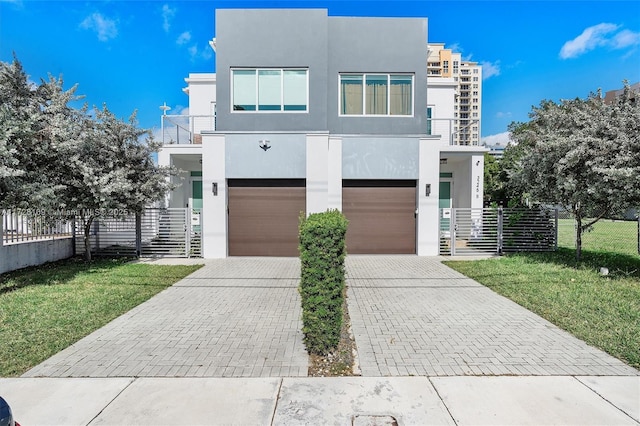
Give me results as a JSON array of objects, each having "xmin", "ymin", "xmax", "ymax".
[
  {"xmin": 191, "ymin": 180, "xmax": 202, "ymax": 233},
  {"xmin": 439, "ymin": 181, "xmax": 451, "ymax": 233}
]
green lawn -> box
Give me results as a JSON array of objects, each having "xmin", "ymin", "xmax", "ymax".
[
  {"xmin": 558, "ymin": 218, "xmax": 638, "ymax": 256},
  {"xmin": 445, "ymin": 248, "xmax": 640, "ymax": 370},
  {"xmin": 0, "ymin": 258, "xmax": 202, "ymax": 377}
]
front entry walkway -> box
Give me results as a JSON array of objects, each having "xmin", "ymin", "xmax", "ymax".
[
  {"xmin": 346, "ymin": 256, "xmax": 638, "ymax": 376},
  {"xmin": 24, "ymin": 258, "xmax": 308, "ymax": 378}
]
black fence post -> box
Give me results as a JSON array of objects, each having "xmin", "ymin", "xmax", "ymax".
[
  {"xmin": 497, "ymin": 207, "xmax": 504, "ymax": 255},
  {"xmin": 136, "ymin": 212, "xmax": 142, "ymax": 258},
  {"xmin": 555, "ymin": 208, "xmax": 559, "ymax": 251},
  {"xmin": 71, "ymin": 217, "xmax": 77, "ymax": 257}
]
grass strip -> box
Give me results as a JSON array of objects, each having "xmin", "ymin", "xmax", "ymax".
[{"xmin": 0, "ymin": 257, "xmax": 202, "ymax": 376}]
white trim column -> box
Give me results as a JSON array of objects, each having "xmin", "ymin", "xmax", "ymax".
[
  {"xmin": 417, "ymin": 138, "xmax": 441, "ymax": 256},
  {"xmin": 471, "ymin": 154, "xmax": 484, "ymax": 210},
  {"xmin": 202, "ymin": 133, "xmax": 227, "ymax": 258},
  {"xmin": 327, "ymin": 136, "xmax": 342, "ymax": 211},
  {"xmin": 306, "ymin": 133, "xmax": 330, "ymax": 215}
]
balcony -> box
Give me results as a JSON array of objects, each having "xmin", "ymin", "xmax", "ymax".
[
  {"xmin": 161, "ymin": 112, "xmax": 216, "ymax": 145},
  {"xmin": 427, "ymin": 117, "xmax": 481, "ymax": 146}
]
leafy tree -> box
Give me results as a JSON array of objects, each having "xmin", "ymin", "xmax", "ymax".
[
  {"xmin": 0, "ymin": 57, "xmax": 177, "ymax": 260},
  {"xmin": 0, "ymin": 57, "xmax": 83, "ymax": 209},
  {"xmin": 510, "ymin": 83, "xmax": 640, "ymax": 260},
  {"xmin": 63, "ymin": 106, "xmax": 175, "ymax": 261}
]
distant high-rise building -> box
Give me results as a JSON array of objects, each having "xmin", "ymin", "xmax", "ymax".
[
  {"xmin": 428, "ymin": 43, "xmax": 482, "ymax": 146},
  {"xmin": 603, "ymin": 82, "xmax": 639, "ymax": 104}
]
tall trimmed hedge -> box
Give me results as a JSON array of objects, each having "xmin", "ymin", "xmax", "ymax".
[{"xmin": 298, "ymin": 209, "xmax": 348, "ymax": 355}]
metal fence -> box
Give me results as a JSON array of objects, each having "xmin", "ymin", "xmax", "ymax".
[
  {"xmin": 2, "ymin": 209, "xmax": 73, "ymax": 245},
  {"xmin": 557, "ymin": 209, "xmax": 639, "ymax": 256},
  {"xmin": 74, "ymin": 208, "xmax": 202, "ymax": 258},
  {"xmin": 439, "ymin": 207, "xmax": 557, "ymax": 256}
]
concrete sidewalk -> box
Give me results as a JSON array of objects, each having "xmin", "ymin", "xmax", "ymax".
[{"xmin": 1, "ymin": 375, "xmax": 638, "ymax": 425}]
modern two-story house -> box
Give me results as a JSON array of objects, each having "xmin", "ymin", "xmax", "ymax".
[{"xmin": 158, "ymin": 9, "xmax": 486, "ymax": 258}]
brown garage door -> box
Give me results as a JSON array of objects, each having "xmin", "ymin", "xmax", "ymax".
[
  {"xmin": 228, "ymin": 179, "xmax": 306, "ymax": 256},
  {"xmin": 342, "ymin": 180, "xmax": 416, "ymax": 254}
]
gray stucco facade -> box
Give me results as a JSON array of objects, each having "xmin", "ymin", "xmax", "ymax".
[
  {"xmin": 160, "ymin": 8, "xmax": 487, "ymax": 258},
  {"xmin": 214, "ymin": 9, "xmax": 428, "ymax": 136}
]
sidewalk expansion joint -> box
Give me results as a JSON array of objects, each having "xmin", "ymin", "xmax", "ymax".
[
  {"xmin": 428, "ymin": 377, "xmax": 459, "ymax": 425},
  {"xmin": 269, "ymin": 378, "xmax": 285, "ymax": 426},
  {"xmin": 573, "ymin": 376, "xmax": 640, "ymax": 424},
  {"xmin": 86, "ymin": 377, "xmax": 137, "ymax": 425}
]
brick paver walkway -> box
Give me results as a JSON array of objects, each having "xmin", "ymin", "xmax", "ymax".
[
  {"xmin": 24, "ymin": 258, "xmax": 308, "ymax": 378},
  {"xmin": 346, "ymin": 256, "xmax": 639, "ymax": 377}
]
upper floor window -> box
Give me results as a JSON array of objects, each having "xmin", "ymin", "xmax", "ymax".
[
  {"xmin": 340, "ymin": 73, "xmax": 413, "ymax": 116},
  {"xmin": 453, "ymin": 61, "xmax": 459, "ymax": 74},
  {"xmin": 232, "ymin": 68, "xmax": 308, "ymax": 112}
]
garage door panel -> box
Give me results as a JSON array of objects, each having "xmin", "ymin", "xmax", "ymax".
[
  {"xmin": 343, "ymin": 183, "xmax": 416, "ymax": 254},
  {"xmin": 228, "ymin": 183, "xmax": 305, "ymax": 257}
]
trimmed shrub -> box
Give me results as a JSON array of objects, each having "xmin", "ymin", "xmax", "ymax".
[{"xmin": 298, "ymin": 209, "xmax": 348, "ymax": 355}]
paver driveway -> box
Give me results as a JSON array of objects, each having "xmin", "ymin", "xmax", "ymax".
[
  {"xmin": 346, "ymin": 256, "xmax": 639, "ymax": 377},
  {"xmin": 24, "ymin": 255, "xmax": 638, "ymax": 379},
  {"xmin": 24, "ymin": 258, "xmax": 308, "ymax": 378}
]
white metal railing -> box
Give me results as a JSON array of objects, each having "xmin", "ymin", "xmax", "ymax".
[
  {"xmin": 440, "ymin": 208, "xmax": 557, "ymax": 256},
  {"xmin": 161, "ymin": 113, "xmax": 216, "ymax": 144},
  {"xmin": 74, "ymin": 208, "xmax": 201, "ymax": 258},
  {"xmin": 159, "ymin": 112, "xmax": 477, "ymax": 146},
  {"xmin": 426, "ymin": 117, "xmax": 481, "ymax": 146},
  {"xmin": 2, "ymin": 209, "xmax": 73, "ymax": 245}
]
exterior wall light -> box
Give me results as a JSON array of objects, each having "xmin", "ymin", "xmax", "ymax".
[
  {"xmin": 425, "ymin": 184, "xmax": 431, "ymax": 197},
  {"xmin": 259, "ymin": 139, "xmax": 271, "ymax": 151},
  {"xmin": 212, "ymin": 182, "xmax": 218, "ymax": 196}
]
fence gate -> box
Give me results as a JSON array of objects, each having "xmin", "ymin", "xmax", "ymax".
[
  {"xmin": 439, "ymin": 208, "xmax": 557, "ymax": 256},
  {"xmin": 75, "ymin": 208, "xmax": 201, "ymax": 258}
]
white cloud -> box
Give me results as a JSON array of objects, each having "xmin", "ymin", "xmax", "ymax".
[
  {"xmin": 612, "ymin": 29, "xmax": 640, "ymax": 49},
  {"xmin": 80, "ymin": 12, "xmax": 118, "ymax": 42},
  {"xmin": 187, "ymin": 44, "xmax": 212, "ymax": 62},
  {"xmin": 481, "ymin": 60, "xmax": 500, "ymax": 79},
  {"xmin": 481, "ymin": 131, "xmax": 511, "ymax": 148},
  {"xmin": 558, "ymin": 23, "xmax": 640, "ymax": 59},
  {"xmin": 188, "ymin": 45, "xmax": 198, "ymax": 59},
  {"xmin": 495, "ymin": 111, "xmax": 512, "ymax": 119},
  {"xmin": 447, "ymin": 42, "xmax": 463, "ymax": 54},
  {"xmin": 161, "ymin": 4, "xmax": 176, "ymax": 33},
  {"xmin": 176, "ymin": 31, "xmax": 191, "ymax": 45}
]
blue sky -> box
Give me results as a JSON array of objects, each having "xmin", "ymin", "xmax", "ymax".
[{"xmin": 1, "ymin": 0, "xmax": 639, "ymax": 146}]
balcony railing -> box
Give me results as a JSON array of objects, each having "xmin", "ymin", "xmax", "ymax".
[
  {"xmin": 161, "ymin": 113, "xmax": 216, "ymax": 144},
  {"xmin": 427, "ymin": 117, "xmax": 481, "ymax": 146},
  {"xmin": 160, "ymin": 112, "xmax": 477, "ymax": 146}
]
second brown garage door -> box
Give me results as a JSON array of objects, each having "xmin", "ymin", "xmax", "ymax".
[
  {"xmin": 228, "ymin": 179, "xmax": 306, "ymax": 256},
  {"xmin": 342, "ymin": 180, "xmax": 416, "ymax": 254}
]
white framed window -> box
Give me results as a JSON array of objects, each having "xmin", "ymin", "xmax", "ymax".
[
  {"xmin": 231, "ymin": 68, "xmax": 308, "ymax": 112},
  {"xmin": 339, "ymin": 73, "xmax": 413, "ymax": 116},
  {"xmin": 453, "ymin": 61, "xmax": 459, "ymax": 74}
]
